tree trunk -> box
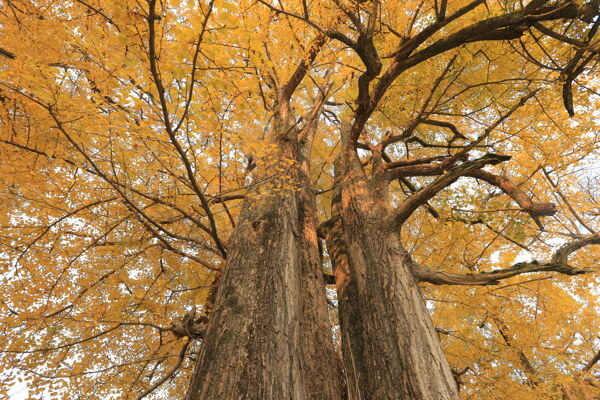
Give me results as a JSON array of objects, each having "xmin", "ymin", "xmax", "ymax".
[
  {"xmin": 325, "ymin": 150, "xmax": 459, "ymax": 400},
  {"xmin": 186, "ymin": 138, "xmax": 343, "ymax": 399}
]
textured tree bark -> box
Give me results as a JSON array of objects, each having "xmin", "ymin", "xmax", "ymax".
[
  {"xmin": 186, "ymin": 137, "xmax": 343, "ymax": 399},
  {"xmin": 325, "ymin": 150, "xmax": 459, "ymax": 400}
]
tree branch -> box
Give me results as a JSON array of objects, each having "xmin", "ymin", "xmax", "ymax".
[
  {"xmin": 172, "ymin": 0, "xmax": 214, "ymax": 134},
  {"xmin": 72, "ymin": 0, "xmax": 121, "ymax": 31},
  {"xmin": 279, "ymin": 34, "xmax": 327, "ymax": 104},
  {"xmin": 583, "ymin": 349, "xmax": 600, "ymax": 372},
  {"xmin": 0, "ymin": 47, "xmax": 16, "ymax": 59},
  {"xmin": 385, "ymin": 0, "xmax": 485, "ymax": 61},
  {"xmin": 413, "ymin": 234, "xmax": 600, "ymax": 285},
  {"xmin": 136, "ymin": 339, "xmax": 190, "ymax": 400},
  {"xmin": 560, "ymin": 16, "xmax": 600, "ymax": 116},
  {"xmin": 542, "ymin": 168, "xmax": 596, "ymax": 234},
  {"xmin": 255, "ymin": 0, "xmax": 355, "ymax": 48},
  {"xmin": 492, "ymin": 317, "xmax": 540, "ymax": 385},
  {"xmin": 384, "ymin": 155, "xmax": 449, "ymax": 172},
  {"xmin": 380, "ymin": 56, "xmax": 457, "ymax": 149},
  {"xmin": 366, "ymin": 1, "xmax": 589, "ymax": 138},
  {"xmin": 147, "ymin": 0, "xmax": 226, "ymax": 257},
  {"xmin": 467, "ymin": 170, "xmax": 557, "ymax": 218},
  {"xmin": 390, "ymin": 153, "xmax": 511, "ymax": 228},
  {"xmin": 0, "ymin": 137, "xmax": 224, "ymax": 257}
]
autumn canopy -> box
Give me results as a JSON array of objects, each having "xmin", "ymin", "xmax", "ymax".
[{"xmin": 1, "ymin": 0, "xmax": 599, "ymax": 399}]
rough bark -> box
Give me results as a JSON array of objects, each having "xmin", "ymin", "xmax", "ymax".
[
  {"xmin": 324, "ymin": 150, "xmax": 459, "ymax": 400},
  {"xmin": 185, "ymin": 138, "xmax": 342, "ymax": 399}
]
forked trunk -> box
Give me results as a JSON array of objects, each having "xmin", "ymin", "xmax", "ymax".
[
  {"xmin": 325, "ymin": 151, "xmax": 459, "ymax": 400},
  {"xmin": 185, "ymin": 139, "xmax": 342, "ymax": 399}
]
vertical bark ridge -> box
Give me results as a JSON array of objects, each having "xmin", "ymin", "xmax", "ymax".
[
  {"xmin": 325, "ymin": 150, "xmax": 459, "ymax": 400},
  {"xmin": 186, "ymin": 138, "xmax": 342, "ymax": 399},
  {"xmin": 298, "ymin": 172, "xmax": 345, "ymax": 399}
]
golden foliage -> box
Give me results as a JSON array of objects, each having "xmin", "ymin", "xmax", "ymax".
[{"xmin": 0, "ymin": 0, "xmax": 598, "ymax": 398}]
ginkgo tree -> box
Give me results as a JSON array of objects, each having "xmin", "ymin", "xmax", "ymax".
[{"xmin": 0, "ymin": 0, "xmax": 599, "ymax": 399}]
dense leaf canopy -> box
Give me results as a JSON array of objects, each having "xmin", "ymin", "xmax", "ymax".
[{"xmin": 0, "ymin": 0, "xmax": 599, "ymax": 398}]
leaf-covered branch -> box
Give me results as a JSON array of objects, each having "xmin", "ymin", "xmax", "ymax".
[
  {"xmin": 136, "ymin": 339, "xmax": 191, "ymax": 400},
  {"xmin": 147, "ymin": 0, "xmax": 227, "ymax": 258},
  {"xmin": 357, "ymin": 0, "xmax": 596, "ymax": 141}
]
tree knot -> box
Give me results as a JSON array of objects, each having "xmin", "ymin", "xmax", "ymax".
[{"xmin": 170, "ymin": 309, "xmax": 208, "ymax": 339}]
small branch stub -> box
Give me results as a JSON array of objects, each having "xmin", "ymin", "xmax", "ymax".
[{"xmin": 171, "ymin": 309, "xmax": 208, "ymax": 339}]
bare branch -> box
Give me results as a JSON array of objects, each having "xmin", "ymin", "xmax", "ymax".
[
  {"xmin": 543, "ymin": 168, "xmax": 596, "ymax": 234},
  {"xmin": 413, "ymin": 234, "xmax": 599, "ymax": 285},
  {"xmin": 467, "ymin": 170, "xmax": 557, "ymax": 218},
  {"xmin": 136, "ymin": 339, "xmax": 190, "ymax": 400},
  {"xmin": 391, "ymin": 153, "xmax": 511, "ymax": 228},
  {"xmin": 0, "ymin": 47, "xmax": 16, "ymax": 59}
]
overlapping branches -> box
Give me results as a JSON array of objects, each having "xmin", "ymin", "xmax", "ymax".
[
  {"xmin": 0, "ymin": 2, "xmax": 236, "ymax": 396},
  {"xmin": 259, "ymin": 0, "xmax": 598, "ymax": 144}
]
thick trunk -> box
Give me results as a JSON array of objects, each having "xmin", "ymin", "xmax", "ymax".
[
  {"xmin": 325, "ymin": 152, "xmax": 459, "ymax": 400},
  {"xmin": 186, "ymin": 142, "xmax": 342, "ymax": 399}
]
